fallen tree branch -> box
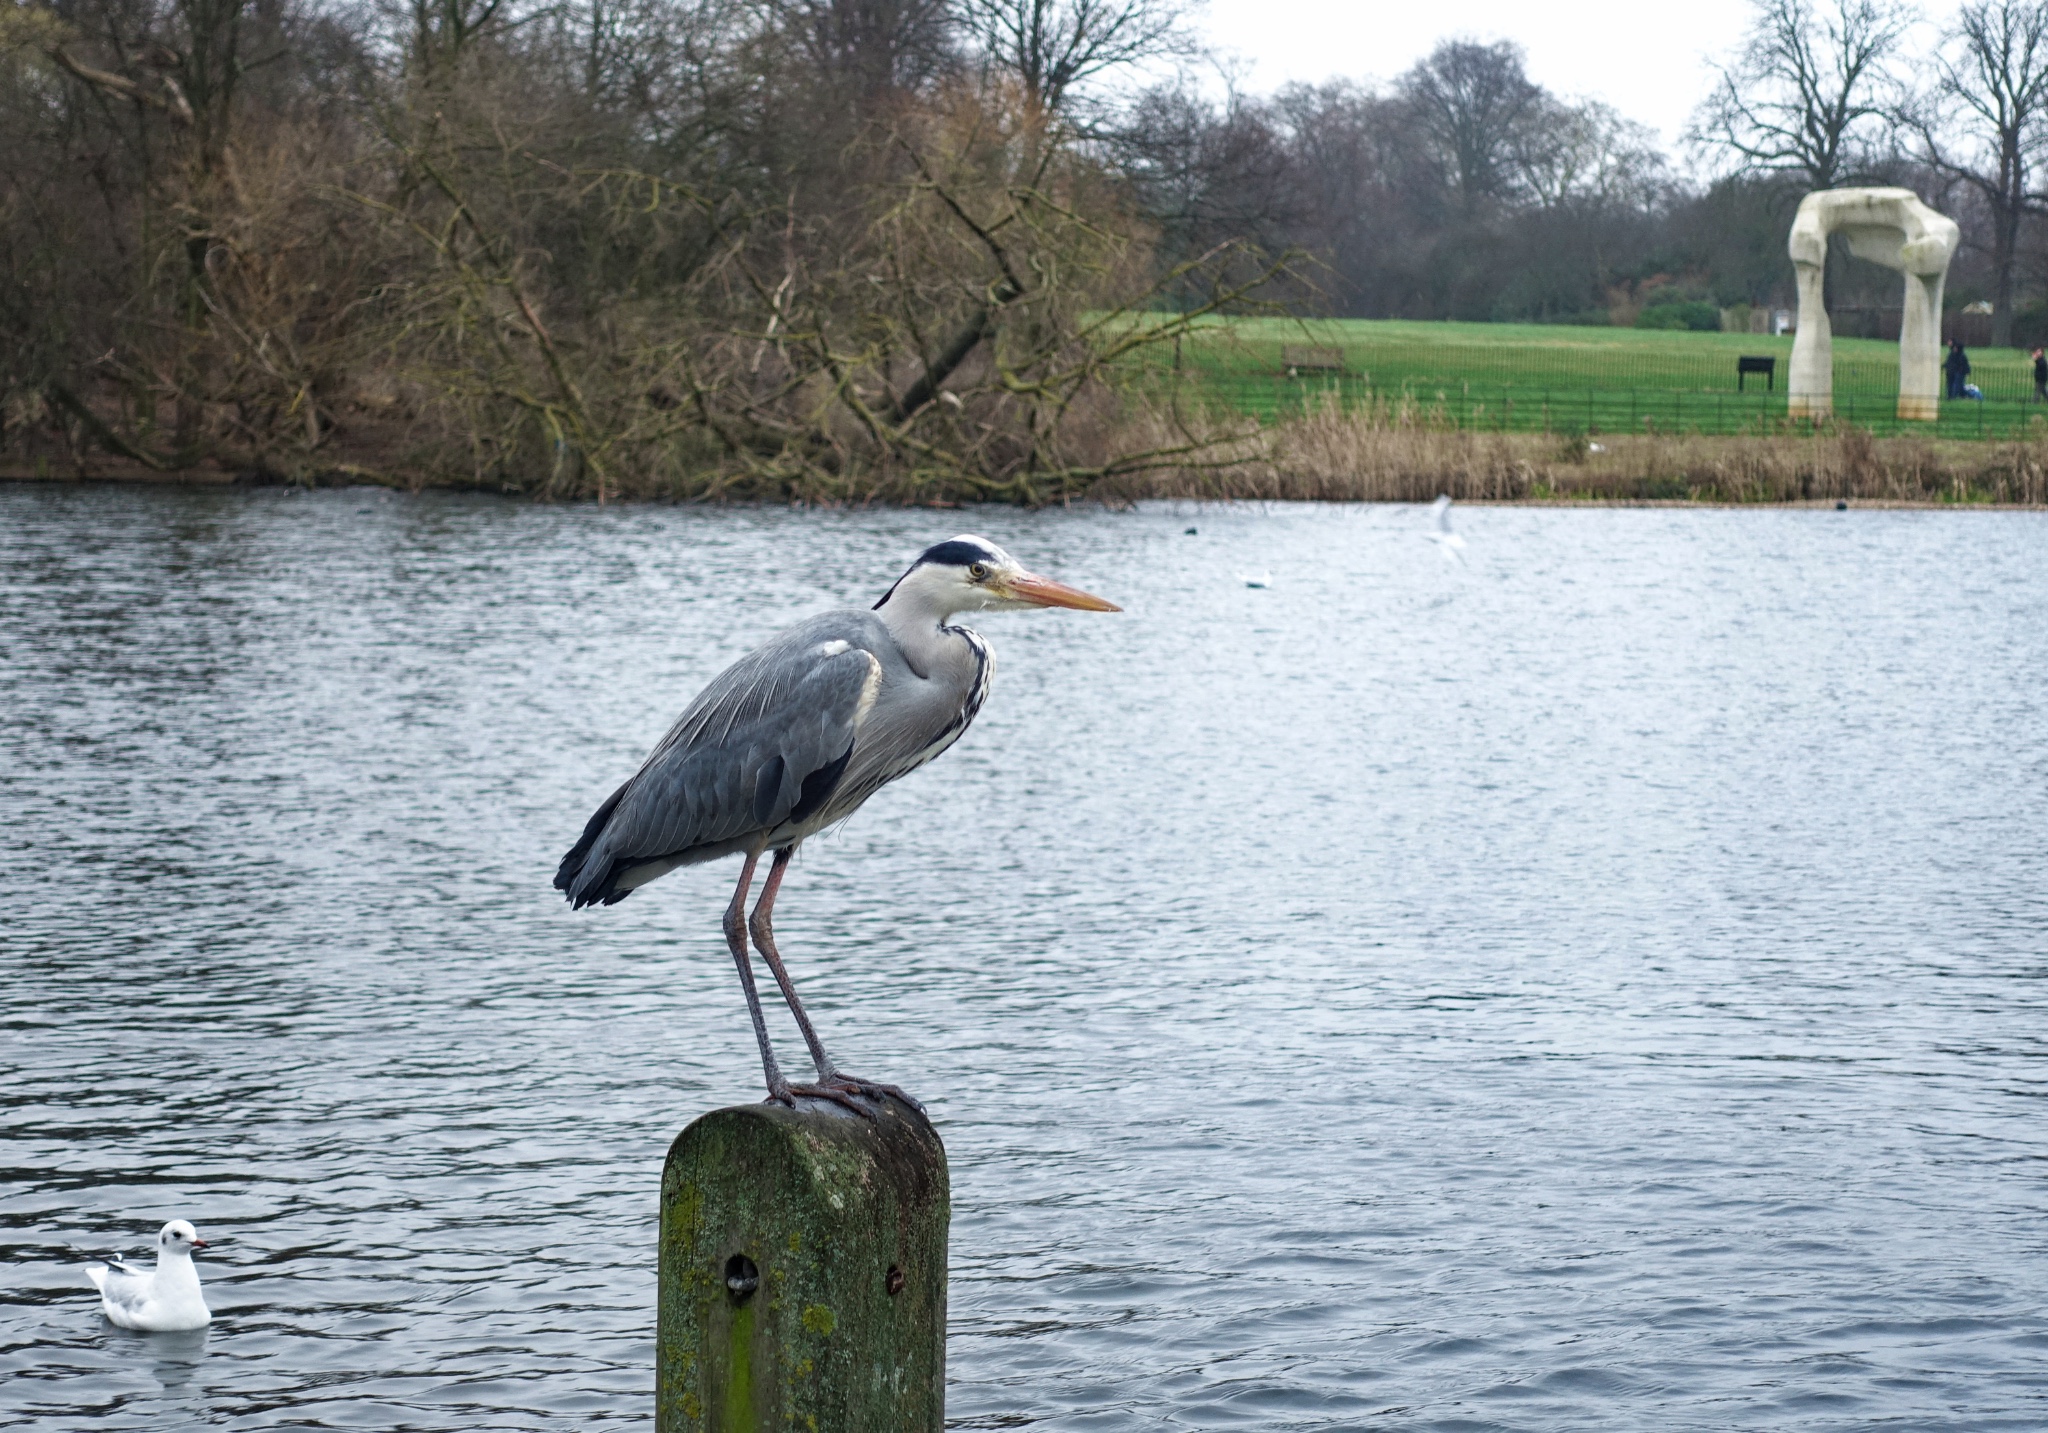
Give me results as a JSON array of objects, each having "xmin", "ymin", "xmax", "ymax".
[
  {"xmin": 48, "ymin": 48, "xmax": 193, "ymax": 126},
  {"xmin": 45, "ymin": 383, "xmax": 183, "ymax": 469}
]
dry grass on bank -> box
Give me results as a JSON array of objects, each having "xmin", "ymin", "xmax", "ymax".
[
  {"xmin": 12, "ymin": 389, "xmax": 2048, "ymax": 506},
  {"xmin": 1099, "ymin": 397, "xmax": 2048, "ymax": 506}
]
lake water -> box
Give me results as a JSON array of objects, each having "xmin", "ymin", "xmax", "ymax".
[{"xmin": 2, "ymin": 487, "xmax": 2045, "ymax": 1430}]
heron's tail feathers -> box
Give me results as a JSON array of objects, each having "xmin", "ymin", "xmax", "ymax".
[{"xmin": 556, "ymin": 782, "xmax": 632, "ymax": 909}]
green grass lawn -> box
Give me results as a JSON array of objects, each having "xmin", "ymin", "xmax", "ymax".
[{"xmin": 1158, "ymin": 317, "xmax": 2048, "ymax": 439}]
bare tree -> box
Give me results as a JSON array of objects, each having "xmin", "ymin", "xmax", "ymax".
[
  {"xmin": 1512, "ymin": 98, "xmax": 1667, "ymax": 212},
  {"xmin": 406, "ymin": 0, "xmax": 517, "ymax": 75},
  {"xmin": 1691, "ymin": 0, "xmax": 1910, "ymax": 190},
  {"xmin": 1903, "ymin": 0, "xmax": 2048, "ymax": 344},
  {"xmin": 960, "ymin": 0, "xmax": 1192, "ymax": 116},
  {"xmin": 774, "ymin": 0, "xmax": 959, "ymax": 103},
  {"xmin": 1396, "ymin": 40, "xmax": 1544, "ymax": 218},
  {"xmin": 1114, "ymin": 81, "xmax": 1300, "ymax": 264}
]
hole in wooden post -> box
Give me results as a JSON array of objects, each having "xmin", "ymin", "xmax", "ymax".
[
  {"xmin": 885, "ymin": 1264, "xmax": 905, "ymax": 1296},
  {"xmin": 724, "ymin": 1253, "xmax": 759, "ymax": 1300}
]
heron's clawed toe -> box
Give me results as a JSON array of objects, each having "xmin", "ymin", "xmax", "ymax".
[
  {"xmin": 771, "ymin": 1082, "xmax": 880, "ymax": 1118},
  {"xmin": 820, "ymin": 1074, "xmax": 924, "ymax": 1115}
]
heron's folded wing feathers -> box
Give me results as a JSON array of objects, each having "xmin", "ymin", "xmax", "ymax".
[{"xmin": 559, "ymin": 636, "xmax": 876, "ymax": 905}]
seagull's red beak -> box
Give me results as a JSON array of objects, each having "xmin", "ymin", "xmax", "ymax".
[
  {"xmin": 190, "ymin": 1238, "xmax": 207, "ymax": 1249},
  {"xmin": 1001, "ymin": 571, "xmax": 1121, "ymax": 612}
]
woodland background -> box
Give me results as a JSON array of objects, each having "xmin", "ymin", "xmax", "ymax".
[{"xmin": 5, "ymin": 0, "xmax": 2047, "ymax": 497}]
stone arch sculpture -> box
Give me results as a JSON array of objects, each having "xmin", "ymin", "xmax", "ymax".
[{"xmin": 1787, "ymin": 188, "xmax": 1961, "ymax": 421}]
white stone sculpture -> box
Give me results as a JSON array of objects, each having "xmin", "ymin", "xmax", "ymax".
[{"xmin": 1787, "ymin": 188, "xmax": 1961, "ymax": 421}]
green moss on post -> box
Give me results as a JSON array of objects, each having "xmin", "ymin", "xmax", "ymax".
[{"xmin": 658, "ymin": 1096, "xmax": 947, "ymax": 1432}]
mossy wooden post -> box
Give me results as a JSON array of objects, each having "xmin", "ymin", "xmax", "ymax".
[{"xmin": 657, "ymin": 1095, "xmax": 947, "ymax": 1431}]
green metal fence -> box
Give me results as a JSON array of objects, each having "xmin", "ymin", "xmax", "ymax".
[
  {"xmin": 1147, "ymin": 322, "xmax": 2048, "ymax": 439},
  {"xmin": 1218, "ymin": 377, "xmax": 2048, "ymax": 439}
]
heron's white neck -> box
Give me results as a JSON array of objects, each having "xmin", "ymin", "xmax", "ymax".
[
  {"xmin": 877, "ymin": 564, "xmax": 979, "ymax": 619},
  {"xmin": 876, "ymin": 572, "xmax": 980, "ymax": 676}
]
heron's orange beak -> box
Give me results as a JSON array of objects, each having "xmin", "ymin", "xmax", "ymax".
[{"xmin": 1002, "ymin": 571, "xmax": 1121, "ymax": 612}]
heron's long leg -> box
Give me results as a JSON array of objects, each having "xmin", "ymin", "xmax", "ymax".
[
  {"xmin": 729, "ymin": 850, "xmax": 870, "ymax": 1118},
  {"xmin": 749, "ymin": 846, "xmax": 838, "ymax": 1081},
  {"xmin": 723, "ymin": 852, "xmax": 789, "ymax": 1100},
  {"xmin": 749, "ymin": 847, "xmax": 923, "ymax": 1116}
]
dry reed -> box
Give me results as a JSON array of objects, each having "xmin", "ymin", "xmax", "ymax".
[
  {"xmin": 1097, "ymin": 391, "xmax": 2048, "ymax": 506},
  {"xmin": 17, "ymin": 383, "xmax": 2048, "ymax": 506}
]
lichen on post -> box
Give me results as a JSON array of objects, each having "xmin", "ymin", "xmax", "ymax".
[{"xmin": 657, "ymin": 1095, "xmax": 947, "ymax": 1432}]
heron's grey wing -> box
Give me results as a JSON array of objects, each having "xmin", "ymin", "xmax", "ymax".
[{"xmin": 557, "ymin": 633, "xmax": 878, "ymax": 907}]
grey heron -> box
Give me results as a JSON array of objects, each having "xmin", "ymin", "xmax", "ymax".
[{"xmin": 555, "ymin": 536, "xmax": 1119, "ymax": 1111}]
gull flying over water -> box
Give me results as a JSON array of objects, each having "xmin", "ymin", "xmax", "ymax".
[
  {"xmin": 1425, "ymin": 495, "xmax": 1468, "ymax": 563},
  {"xmin": 85, "ymin": 1220, "xmax": 211, "ymax": 1331},
  {"xmin": 556, "ymin": 536, "xmax": 1120, "ymax": 1113}
]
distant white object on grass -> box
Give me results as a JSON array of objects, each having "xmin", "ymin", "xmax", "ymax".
[
  {"xmin": 1588, "ymin": 441, "xmax": 1606, "ymax": 453},
  {"xmin": 86, "ymin": 1221, "xmax": 212, "ymax": 1331},
  {"xmin": 1237, "ymin": 571, "xmax": 1272, "ymax": 589},
  {"xmin": 1424, "ymin": 495, "xmax": 1468, "ymax": 564}
]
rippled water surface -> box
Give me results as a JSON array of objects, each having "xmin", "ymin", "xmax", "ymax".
[{"xmin": 3, "ymin": 487, "xmax": 2046, "ymax": 1430}]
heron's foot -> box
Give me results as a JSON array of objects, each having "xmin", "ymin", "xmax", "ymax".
[
  {"xmin": 816, "ymin": 1072, "xmax": 924, "ymax": 1115},
  {"xmin": 768, "ymin": 1080, "xmax": 878, "ymax": 1119}
]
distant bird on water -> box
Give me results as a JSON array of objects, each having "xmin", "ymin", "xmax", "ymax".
[
  {"xmin": 555, "ymin": 537, "xmax": 1120, "ymax": 1111},
  {"xmin": 1425, "ymin": 494, "xmax": 1467, "ymax": 563},
  {"xmin": 85, "ymin": 1221, "xmax": 211, "ymax": 1331}
]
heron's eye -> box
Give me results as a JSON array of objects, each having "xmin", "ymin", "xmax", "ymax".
[{"xmin": 968, "ymin": 563, "xmax": 990, "ymax": 581}]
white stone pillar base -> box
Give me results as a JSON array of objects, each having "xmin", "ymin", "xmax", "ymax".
[
  {"xmin": 1897, "ymin": 395, "xmax": 1939, "ymax": 421},
  {"xmin": 1788, "ymin": 395, "xmax": 1832, "ymax": 420}
]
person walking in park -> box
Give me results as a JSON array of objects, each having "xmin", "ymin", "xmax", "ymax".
[
  {"xmin": 2032, "ymin": 348, "xmax": 2046, "ymax": 402},
  {"xmin": 1946, "ymin": 339, "xmax": 1971, "ymax": 400}
]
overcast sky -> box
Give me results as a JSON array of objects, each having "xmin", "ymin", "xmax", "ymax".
[{"xmin": 1194, "ymin": 0, "xmax": 1970, "ymax": 157}]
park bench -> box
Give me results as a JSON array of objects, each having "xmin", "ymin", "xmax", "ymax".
[
  {"xmin": 1737, "ymin": 355, "xmax": 1776, "ymax": 391},
  {"xmin": 1281, "ymin": 346, "xmax": 1345, "ymax": 376}
]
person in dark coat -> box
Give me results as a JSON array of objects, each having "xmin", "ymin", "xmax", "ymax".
[
  {"xmin": 1945, "ymin": 340, "xmax": 1971, "ymax": 400},
  {"xmin": 2032, "ymin": 347, "xmax": 2045, "ymax": 402}
]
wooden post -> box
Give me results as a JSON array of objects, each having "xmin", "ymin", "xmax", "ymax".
[{"xmin": 657, "ymin": 1095, "xmax": 948, "ymax": 1432}]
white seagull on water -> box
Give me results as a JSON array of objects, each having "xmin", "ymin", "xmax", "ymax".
[
  {"xmin": 85, "ymin": 1220, "xmax": 212, "ymax": 1331},
  {"xmin": 1424, "ymin": 495, "xmax": 1467, "ymax": 563}
]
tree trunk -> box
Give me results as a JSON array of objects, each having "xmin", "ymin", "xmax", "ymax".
[
  {"xmin": 1991, "ymin": 196, "xmax": 2019, "ymax": 348},
  {"xmin": 886, "ymin": 277, "xmax": 1020, "ymax": 424}
]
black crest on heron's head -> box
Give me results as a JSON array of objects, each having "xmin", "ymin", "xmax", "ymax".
[
  {"xmin": 914, "ymin": 537, "xmax": 1000, "ymax": 570},
  {"xmin": 874, "ymin": 536, "xmax": 1005, "ymax": 608}
]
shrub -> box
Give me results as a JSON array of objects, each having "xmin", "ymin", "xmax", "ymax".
[
  {"xmin": 2010, "ymin": 302, "xmax": 2048, "ymax": 350},
  {"xmin": 1636, "ymin": 301, "xmax": 1722, "ymax": 332}
]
